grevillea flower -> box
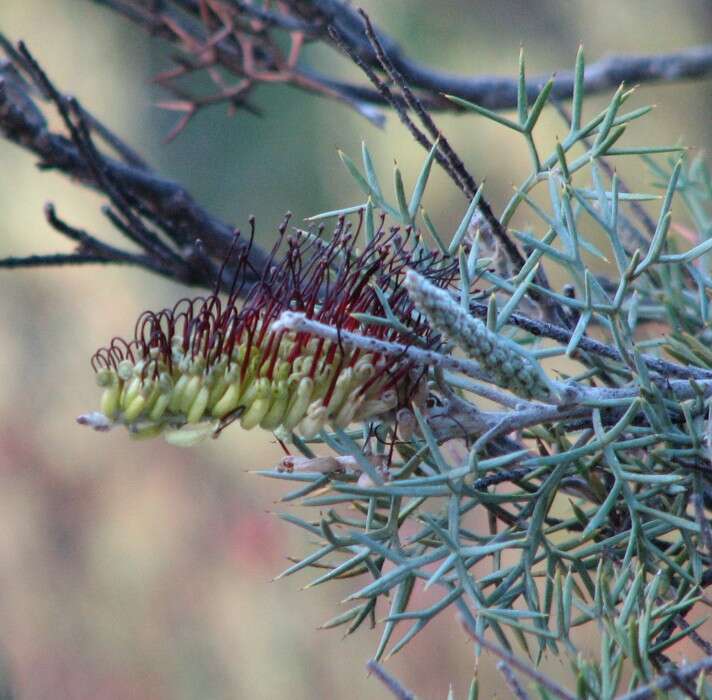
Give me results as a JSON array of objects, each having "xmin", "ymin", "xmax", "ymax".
[{"xmin": 79, "ymin": 215, "xmax": 459, "ymax": 445}]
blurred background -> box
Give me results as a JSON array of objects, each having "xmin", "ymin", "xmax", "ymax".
[{"xmin": 1, "ymin": 2, "xmax": 711, "ymax": 698}]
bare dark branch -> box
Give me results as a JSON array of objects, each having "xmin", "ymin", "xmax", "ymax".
[
  {"xmin": 0, "ymin": 38, "xmax": 272, "ymax": 289},
  {"xmin": 302, "ymin": 0, "xmax": 712, "ymax": 109},
  {"xmin": 90, "ymin": 0, "xmax": 712, "ymax": 131}
]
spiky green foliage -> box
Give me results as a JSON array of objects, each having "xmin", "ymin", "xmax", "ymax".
[{"xmin": 258, "ymin": 50, "xmax": 712, "ymax": 698}]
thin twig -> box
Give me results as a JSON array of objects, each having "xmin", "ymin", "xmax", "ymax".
[
  {"xmin": 458, "ymin": 614, "xmax": 576, "ymax": 700},
  {"xmin": 0, "ymin": 253, "xmax": 131, "ymax": 268},
  {"xmin": 44, "ymin": 203, "xmax": 177, "ymax": 278},
  {"xmin": 468, "ymin": 301, "xmax": 712, "ymax": 381},
  {"xmin": 326, "ymin": 24, "xmax": 443, "ymax": 177},
  {"xmin": 76, "ymin": 102, "xmax": 149, "ymax": 169},
  {"xmin": 352, "ymin": 10, "xmax": 527, "ymax": 273},
  {"xmin": 366, "ymin": 660, "xmax": 416, "ymax": 700},
  {"xmin": 616, "ymin": 656, "xmax": 712, "ymax": 700},
  {"xmin": 356, "ymin": 9, "xmax": 476, "ymax": 200},
  {"xmin": 497, "ymin": 662, "xmax": 532, "ymax": 700}
]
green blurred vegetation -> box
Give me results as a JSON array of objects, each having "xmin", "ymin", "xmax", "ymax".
[{"xmin": 0, "ymin": 2, "xmax": 711, "ymax": 697}]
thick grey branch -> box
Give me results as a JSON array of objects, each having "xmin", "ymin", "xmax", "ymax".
[
  {"xmin": 299, "ymin": 0, "xmax": 712, "ymax": 110},
  {"xmin": 96, "ymin": 0, "xmax": 712, "ymax": 123}
]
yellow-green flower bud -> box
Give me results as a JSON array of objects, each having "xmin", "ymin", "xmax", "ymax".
[
  {"xmin": 164, "ymin": 422, "xmax": 216, "ymax": 447},
  {"xmin": 121, "ymin": 375, "xmax": 142, "ymax": 409},
  {"xmin": 95, "ymin": 368, "xmax": 113, "ymax": 387},
  {"xmin": 299, "ymin": 404, "xmax": 328, "ymax": 439},
  {"xmin": 207, "ymin": 373, "xmax": 230, "ymax": 407},
  {"xmin": 326, "ymin": 368, "xmax": 354, "ymax": 417},
  {"xmin": 117, "ymin": 360, "xmax": 133, "ymax": 382},
  {"xmin": 260, "ymin": 380, "xmax": 290, "ymax": 430},
  {"xmin": 333, "ymin": 388, "xmax": 364, "ymax": 428},
  {"xmin": 187, "ymin": 385, "xmax": 210, "ymax": 424},
  {"xmin": 130, "ymin": 424, "xmax": 164, "ymax": 441},
  {"xmin": 149, "ymin": 392, "xmax": 171, "ymax": 422},
  {"xmin": 169, "ymin": 373, "xmax": 190, "ymax": 412},
  {"xmin": 100, "ymin": 379, "xmax": 121, "ymax": 419},
  {"xmin": 240, "ymin": 378, "xmax": 272, "ymax": 430},
  {"xmin": 179, "ymin": 374, "xmax": 203, "ymax": 414},
  {"xmin": 282, "ymin": 376, "xmax": 314, "ymax": 431},
  {"xmin": 211, "ymin": 382, "xmax": 241, "ymax": 419},
  {"xmin": 123, "ymin": 393, "xmax": 147, "ymax": 422}
]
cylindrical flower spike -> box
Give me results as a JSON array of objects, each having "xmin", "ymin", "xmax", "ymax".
[
  {"xmin": 80, "ymin": 216, "xmax": 459, "ymax": 444},
  {"xmin": 403, "ymin": 268, "xmax": 556, "ymax": 401}
]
